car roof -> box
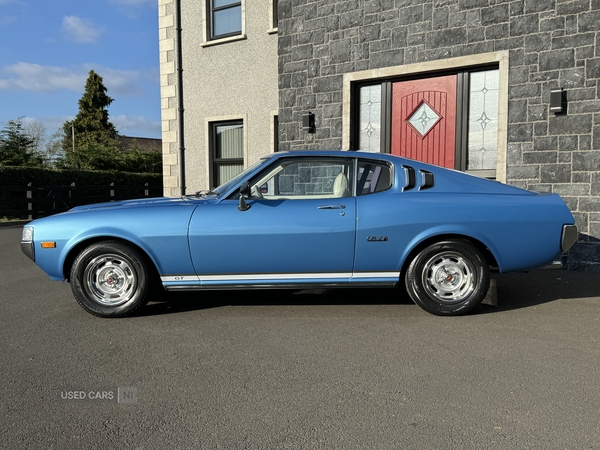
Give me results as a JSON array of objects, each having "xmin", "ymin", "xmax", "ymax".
[
  {"xmin": 268, "ymin": 150, "xmax": 451, "ymax": 172},
  {"xmin": 270, "ymin": 150, "xmax": 403, "ymax": 163}
]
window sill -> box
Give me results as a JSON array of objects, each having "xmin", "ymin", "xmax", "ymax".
[
  {"xmin": 267, "ymin": 27, "xmax": 278, "ymax": 35},
  {"xmin": 201, "ymin": 34, "xmax": 247, "ymax": 48}
]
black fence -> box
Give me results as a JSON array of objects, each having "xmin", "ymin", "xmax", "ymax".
[{"xmin": 1, "ymin": 182, "xmax": 163, "ymax": 220}]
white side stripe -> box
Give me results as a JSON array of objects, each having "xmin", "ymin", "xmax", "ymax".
[{"xmin": 161, "ymin": 272, "xmax": 400, "ymax": 283}]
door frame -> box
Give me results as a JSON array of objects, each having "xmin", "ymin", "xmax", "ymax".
[
  {"xmin": 343, "ymin": 51, "xmax": 509, "ymax": 182},
  {"xmin": 353, "ymin": 68, "xmax": 494, "ymax": 173}
]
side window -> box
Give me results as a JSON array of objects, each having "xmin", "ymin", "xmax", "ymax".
[
  {"xmin": 269, "ymin": 0, "xmax": 278, "ymax": 32},
  {"xmin": 250, "ymin": 159, "xmax": 353, "ymax": 200},
  {"xmin": 357, "ymin": 160, "xmax": 392, "ymax": 195},
  {"xmin": 208, "ymin": 0, "xmax": 242, "ymax": 40}
]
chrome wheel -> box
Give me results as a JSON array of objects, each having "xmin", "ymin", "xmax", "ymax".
[
  {"xmin": 405, "ymin": 239, "xmax": 489, "ymax": 316},
  {"xmin": 421, "ymin": 251, "xmax": 475, "ymax": 303},
  {"xmin": 84, "ymin": 254, "xmax": 137, "ymax": 306},
  {"xmin": 70, "ymin": 241, "xmax": 153, "ymax": 317}
]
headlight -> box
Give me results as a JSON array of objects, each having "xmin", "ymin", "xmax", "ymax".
[{"xmin": 22, "ymin": 227, "xmax": 33, "ymax": 242}]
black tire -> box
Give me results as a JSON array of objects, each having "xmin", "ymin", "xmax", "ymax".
[
  {"xmin": 405, "ymin": 239, "xmax": 489, "ymax": 316},
  {"xmin": 70, "ymin": 241, "xmax": 152, "ymax": 318}
]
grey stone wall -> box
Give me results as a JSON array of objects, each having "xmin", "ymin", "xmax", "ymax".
[
  {"xmin": 279, "ymin": 162, "xmax": 346, "ymax": 195},
  {"xmin": 278, "ymin": 0, "xmax": 600, "ymax": 270}
]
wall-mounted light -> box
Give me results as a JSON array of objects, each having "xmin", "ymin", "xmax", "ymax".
[
  {"xmin": 550, "ymin": 88, "xmax": 566, "ymax": 114},
  {"xmin": 302, "ymin": 112, "xmax": 315, "ymax": 133}
]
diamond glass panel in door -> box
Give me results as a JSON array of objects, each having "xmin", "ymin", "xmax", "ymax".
[
  {"xmin": 407, "ymin": 101, "xmax": 441, "ymax": 137},
  {"xmin": 468, "ymin": 70, "xmax": 499, "ymax": 170},
  {"xmin": 358, "ymin": 84, "xmax": 382, "ymax": 152},
  {"xmin": 216, "ymin": 123, "xmax": 244, "ymax": 184}
]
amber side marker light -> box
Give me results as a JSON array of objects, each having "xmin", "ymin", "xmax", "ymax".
[{"xmin": 40, "ymin": 242, "xmax": 56, "ymax": 249}]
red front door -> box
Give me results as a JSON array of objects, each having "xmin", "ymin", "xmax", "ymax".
[{"xmin": 391, "ymin": 75, "xmax": 457, "ymax": 169}]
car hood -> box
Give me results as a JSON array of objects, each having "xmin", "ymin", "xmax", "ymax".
[{"xmin": 68, "ymin": 196, "xmax": 197, "ymax": 212}]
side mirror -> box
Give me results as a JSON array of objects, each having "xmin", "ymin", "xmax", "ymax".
[{"xmin": 238, "ymin": 181, "xmax": 251, "ymax": 211}]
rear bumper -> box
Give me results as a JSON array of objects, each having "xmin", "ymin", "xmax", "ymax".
[
  {"xmin": 541, "ymin": 225, "xmax": 579, "ymax": 269},
  {"xmin": 561, "ymin": 224, "xmax": 578, "ymax": 253}
]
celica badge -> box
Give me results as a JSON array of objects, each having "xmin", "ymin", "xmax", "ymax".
[{"xmin": 367, "ymin": 236, "xmax": 388, "ymax": 242}]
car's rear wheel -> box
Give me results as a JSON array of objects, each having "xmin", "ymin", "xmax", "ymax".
[
  {"xmin": 405, "ymin": 239, "xmax": 489, "ymax": 316},
  {"xmin": 70, "ymin": 241, "xmax": 151, "ymax": 317}
]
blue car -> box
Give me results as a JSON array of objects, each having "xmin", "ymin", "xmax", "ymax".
[{"xmin": 21, "ymin": 151, "xmax": 578, "ymax": 317}]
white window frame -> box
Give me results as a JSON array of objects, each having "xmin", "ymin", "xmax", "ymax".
[
  {"xmin": 267, "ymin": 0, "xmax": 278, "ymax": 34},
  {"xmin": 202, "ymin": 0, "xmax": 247, "ymax": 47}
]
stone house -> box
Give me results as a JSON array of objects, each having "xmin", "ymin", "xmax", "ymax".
[
  {"xmin": 158, "ymin": 0, "xmax": 278, "ymax": 196},
  {"xmin": 158, "ymin": 0, "xmax": 600, "ymax": 270}
]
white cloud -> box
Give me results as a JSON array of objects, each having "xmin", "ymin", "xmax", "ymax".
[
  {"xmin": 81, "ymin": 64, "xmax": 151, "ymax": 96},
  {"xmin": 0, "ymin": 62, "xmax": 156, "ymax": 95},
  {"xmin": 20, "ymin": 115, "xmax": 73, "ymax": 135},
  {"xmin": 0, "ymin": 63, "xmax": 84, "ymax": 92},
  {"xmin": 0, "ymin": 15, "xmax": 16, "ymax": 26},
  {"xmin": 0, "ymin": 0, "xmax": 17, "ymax": 25},
  {"xmin": 111, "ymin": 114, "xmax": 161, "ymax": 138},
  {"xmin": 18, "ymin": 114, "xmax": 161, "ymax": 139},
  {"xmin": 62, "ymin": 16, "xmax": 102, "ymax": 44}
]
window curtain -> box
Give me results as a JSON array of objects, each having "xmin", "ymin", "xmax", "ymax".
[{"xmin": 216, "ymin": 123, "xmax": 244, "ymax": 183}]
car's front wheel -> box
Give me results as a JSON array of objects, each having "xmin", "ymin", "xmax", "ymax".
[
  {"xmin": 405, "ymin": 239, "xmax": 489, "ymax": 316},
  {"xmin": 70, "ymin": 241, "xmax": 152, "ymax": 317}
]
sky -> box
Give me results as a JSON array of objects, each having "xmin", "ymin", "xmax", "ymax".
[{"xmin": 0, "ymin": 0, "xmax": 161, "ymax": 139}]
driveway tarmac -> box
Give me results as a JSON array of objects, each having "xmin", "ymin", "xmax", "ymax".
[{"xmin": 1, "ymin": 224, "xmax": 599, "ymax": 449}]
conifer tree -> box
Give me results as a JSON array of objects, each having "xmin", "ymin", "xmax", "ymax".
[
  {"xmin": 0, "ymin": 119, "xmax": 45, "ymax": 167},
  {"xmin": 60, "ymin": 70, "xmax": 123, "ymax": 170}
]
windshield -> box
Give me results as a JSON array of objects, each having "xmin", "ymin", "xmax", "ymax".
[{"xmin": 210, "ymin": 157, "xmax": 271, "ymax": 197}]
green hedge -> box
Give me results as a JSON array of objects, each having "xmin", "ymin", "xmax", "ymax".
[
  {"xmin": 0, "ymin": 166, "xmax": 162, "ymax": 186},
  {"xmin": 0, "ymin": 166, "xmax": 164, "ymax": 219}
]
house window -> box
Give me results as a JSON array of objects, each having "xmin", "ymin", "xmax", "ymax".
[
  {"xmin": 209, "ymin": 0, "xmax": 242, "ymax": 40},
  {"xmin": 273, "ymin": 0, "xmax": 278, "ymax": 27},
  {"xmin": 467, "ymin": 69, "xmax": 499, "ymax": 171},
  {"xmin": 353, "ymin": 66, "xmax": 500, "ymax": 178},
  {"xmin": 358, "ymin": 84, "xmax": 382, "ymax": 153},
  {"xmin": 269, "ymin": 0, "xmax": 278, "ymax": 31},
  {"xmin": 211, "ymin": 121, "xmax": 244, "ymax": 187}
]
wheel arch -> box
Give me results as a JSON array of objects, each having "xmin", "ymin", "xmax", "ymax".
[
  {"xmin": 400, "ymin": 234, "xmax": 498, "ymax": 281},
  {"xmin": 63, "ymin": 236, "xmax": 160, "ymax": 282}
]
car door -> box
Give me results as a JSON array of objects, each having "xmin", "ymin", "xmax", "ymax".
[
  {"xmin": 352, "ymin": 158, "xmax": 403, "ymax": 284},
  {"xmin": 188, "ymin": 157, "xmax": 357, "ymax": 286}
]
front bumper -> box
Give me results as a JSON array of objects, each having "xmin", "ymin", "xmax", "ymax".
[
  {"xmin": 21, "ymin": 241, "xmax": 34, "ymax": 261},
  {"xmin": 21, "ymin": 226, "xmax": 34, "ymax": 261}
]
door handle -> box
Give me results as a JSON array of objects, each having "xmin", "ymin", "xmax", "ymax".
[{"xmin": 318, "ymin": 204, "xmax": 346, "ymax": 210}]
